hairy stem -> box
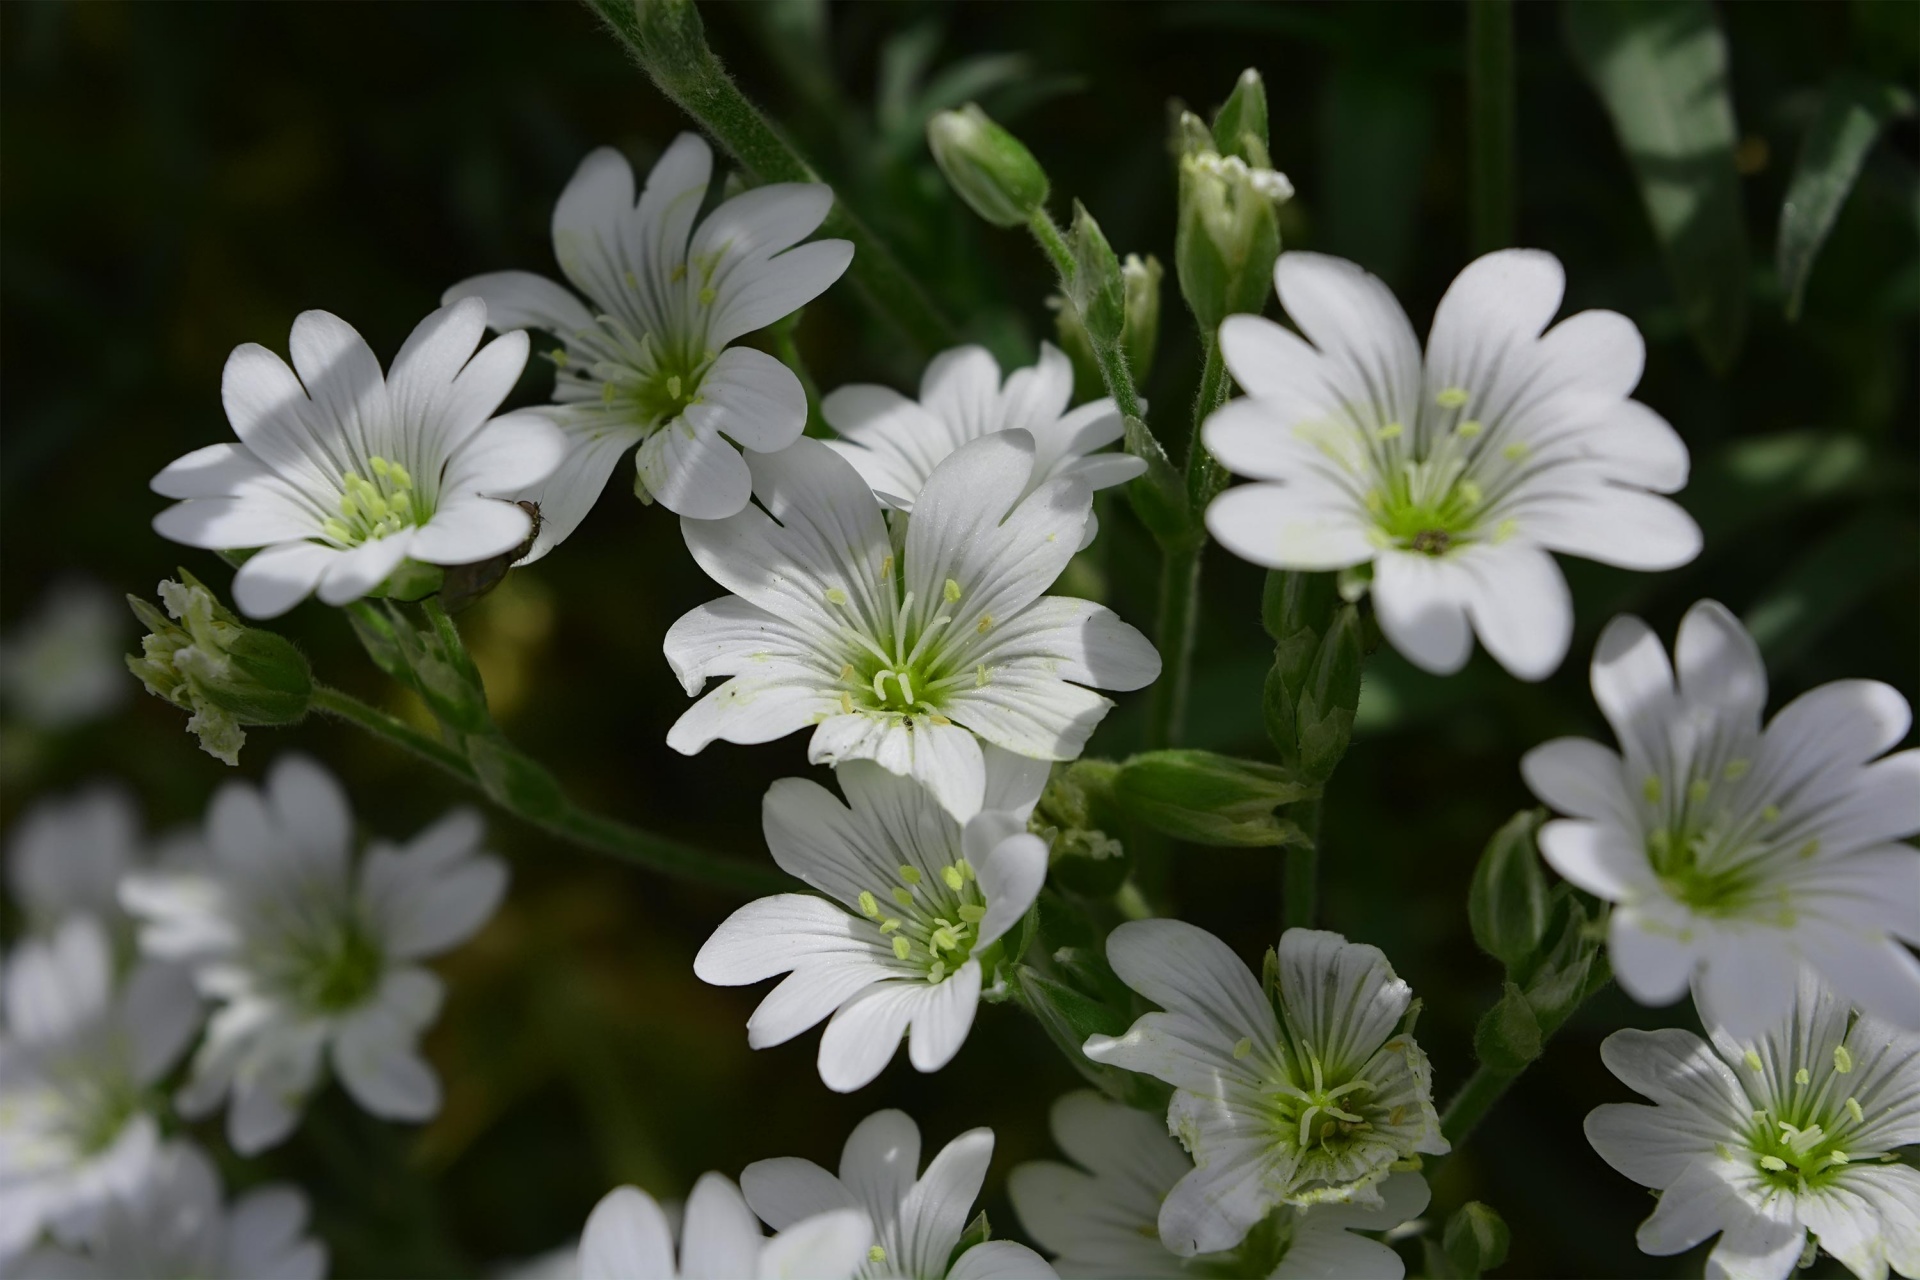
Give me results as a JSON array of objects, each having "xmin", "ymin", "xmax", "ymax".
[
  {"xmin": 311, "ymin": 684, "xmax": 791, "ymax": 895},
  {"xmin": 584, "ymin": 0, "xmax": 957, "ymax": 354}
]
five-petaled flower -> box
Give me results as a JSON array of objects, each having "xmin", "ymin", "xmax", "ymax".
[
  {"xmin": 1524, "ymin": 599, "xmax": 1920, "ymax": 1036},
  {"xmin": 1203, "ymin": 249, "xmax": 1701, "ymax": 680},
  {"xmin": 446, "ymin": 134, "xmax": 853, "ymax": 551},
  {"xmin": 577, "ymin": 1173, "xmax": 872, "ymax": 1280}
]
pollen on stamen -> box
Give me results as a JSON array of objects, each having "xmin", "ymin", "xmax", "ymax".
[
  {"xmin": 880, "ymin": 554, "xmax": 894, "ymax": 581},
  {"xmin": 942, "ymin": 865, "xmax": 965, "ymax": 891},
  {"xmin": 1724, "ymin": 759, "xmax": 1751, "ymax": 781},
  {"xmin": 899, "ymin": 865, "xmax": 922, "ymax": 885},
  {"xmin": 1759, "ymin": 1155, "xmax": 1789, "ymax": 1172},
  {"xmin": 1761, "ymin": 805, "xmax": 1782, "ymax": 822},
  {"xmin": 1456, "ymin": 419, "xmax": 1483, "ymax": 437},
  {"xmin": 943, "ymin": 578, "xmax": 962, "ymax": 603},
  {"xmin": 976, "ymin": 614, "xmax": 994, "ymax": 635},
  {"xmin": 957, "ymin": 903, "xmax": 985, "ymax": 923},
  {"xmin": 927, "ymin": 960, "xmax": 947, "ymax": 983},
  {"xmin": 825, "ymin": 587, "xmax": 849, "ymax": 605},
  {"xmin": 1374, "ymin": 422, "xmax": 1404, "ymax": 441},
  {"xmin": 858, "ymin": 891, "xmax": 881, "ymax": 919},
  {"xmin": 892, "ymin": 936, "xmax": 912, "ymax": 961},
  {"xmin": 549, "ymin": 348, "xmax": 570, "ymax": 368},
  {"xmin": 1745, "ymin": 1050, "xmax": 1764, "ymax": 1071},
  {"xmin": 838, "ymin": 663, "xmax": 854, "ymax": 681},
  {"xmin": 1794, "ymin": 1068, "xmax": 1811, "ymax": 1085},
  {"xmin": 1643, "ymin": 777, "xmax": 1663, "ymax": 804},
  {"xmin": 1502, "ymin": 441, "xmax": 1530, "ymax": 461},
  {"xmin": 868, "ymin": 1247, "xmax": 887, "ymax": 1264},
  {"xmin": 1435, "ymin": 387, "xmax": 1469, "ymax": 408},
  {"xmin": 840, "ymin": 692, "xmax": 854, "ymax": 715},
  {"xmin": 975, "ymin": 664, "xmax": 990, "ymax": 687},
  {"xmin": 956, "ymin": 857, "xmax": 974, "ymax": 881},
  {"xmin": 1688, "ymin": 779, "xmax": 1712, "ymax": 805},
  {"xmin": 699, "ymin": 286, "xmax": 717, "ymax": 306},
  {"xmin": 1846, "ymin": 1097, "xmax": 1865, "ymax": 1124},
  {"xmin": 1834, "ymin": 1045, "xmax": 1853, "ymax": 1074},
  {"xmin": 1232, "ymin": 1037, "xmax": 1252, "ymax": 1059},
  {"xmin": 879, "ymin": 918, "xmax": 901, "ymax": 934},
  {"xmin": 891, "ymin": 887, "xmax": 914, "ymax": 908},
  {"xmin": 1797, "ymin": 840, "xmax": 1820, "ymax": 859}
]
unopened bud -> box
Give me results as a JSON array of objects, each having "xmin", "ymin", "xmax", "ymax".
[
  {"xmin": 1030, "ymin": 760, "xmax": 1124, "ymax": 863},
  {"xmin": 1067, "ymin": 201, "xmax": 1126, "ymax": 345},
  {"xmin": 127, "ymin": 572, "xmax": 311, "ymax": 765},
  {"xmin": 1469, "ymin": 810, "xmax": 1550, "ymax": 971},
  {"xmin": 1176, "ymin": 148, "xmax": 1289, "ymax": 331},
  {"xmin": 1120, "ymin": 253, "xmax": 1163, "ymax": 383},
  {"xmin": 1211, "ymin": 68, "xmax": 1271, "ymax": 166},
  {"xmin": 928, "ymin": 104, "xmax": 1050, "ymax": 228},
  {"xmin": 1443, "ymin": 1202, "xmax": 1511, "ymax": 1278}
]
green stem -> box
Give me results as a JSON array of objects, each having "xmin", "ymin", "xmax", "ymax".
[
  {"xmin": 1143, "ymin": 546, "xmax": 1200, "ymax": 748},
  {"xmin": 1283, "ymin": 798, "xmax": 1323, "ymax": 930},
  {"xmin": 585, "ymin": 0, "xmax": 957, "ymax": 354},
  {"xmin": 311, "ymin": 684, "xmax": 791, "ymax": 896},
  {"xmin": 1467, "ymin": 0, "xmax": 1516, "ymax": 254},
  {"xmin": 1184, "ymin": 334, "xmax": 1232, "ymax": 508}
]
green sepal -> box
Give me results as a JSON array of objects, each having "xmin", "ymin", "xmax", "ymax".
[
  {"xmin": 1068, "ymin": 201, "xmax": 1126, "ymax": 345},
  {"xmin": 1468, "ymin": 809, "xmax": 1550, "ymax": 973},
  {"xmin": 1473, "ymin": 981, "xmax": 1543, "ymax": 1074},
  {"xmin": 927, "ymin": 103, "xmax": 1051, "ymax": 229},
  {"xmin": 1443, "ymin": 1202, "xmax": 1511, "ymax": 1278},
  {"xmin": 1111, "ymin": 749, "xmax": 1316, "ymax": 847},
  {"xmin": 1211, "ymin": 68, "xmax": 1270, "ymax": 164}
]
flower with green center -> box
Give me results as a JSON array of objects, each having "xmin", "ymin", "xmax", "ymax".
[
  {"xmin": 695, "ymin": 759, "xmax": 1048, "ymax": 1093},
  {"xmin": 0, "ymin": 916, "xmax": 202, "ymax": 1262},
  {"xmin": 445, "ymin": 133, "xmax": 853, "ymax": 553},
  {"xmin": 1202, "ymin": 249, "xmax": 1701, "ymax": 680},
  {"xmin": 665, "ymin": 431, "xmax": 1160, "ymax": 819},
  {"xmin": 1524, "ymin": 599, "xmax": 1920, "ymax": 1038},
  {"xmin": 1586, "ymin": 968, "xmax": 1920, "ymax": 1280},
  {"xmin": 1010, "ymin": 1091, "xmax": 1431, "ymax": 1279},
  {"xmin": 150, "ymin": 299, "xmax": 564, "ymax": 619},
  {"xmin": 1084, "ymin": 923, "xmax": 1447, "ymax": 1256},
  {"xmin": 120, "ymin": 754, "xmax": 506, "ymax": 1155},
  {"xmin": 576, "ymin": 1173, "xmax": 872, "ymax": 1280},
  {"xmin": 742, "ymin": 1109, "xmax": 1054, "ymax": 1279}
]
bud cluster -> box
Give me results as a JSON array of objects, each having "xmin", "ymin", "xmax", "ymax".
[
  {"xmin": 1174, "ymin": 69, "xmax": 1292, "ymax": 332},
  {"xmin": 127, "ymin": 572, "xmax": 312, "ymax": 765}
]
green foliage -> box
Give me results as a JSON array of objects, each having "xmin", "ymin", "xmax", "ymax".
[
  {"xmin": 1566, "ymin": 0, "xmax": 1748, "ymax": 371},
  {"xmin": 1433, "ymin": 1202, "xmax": 1512, "ymax": 1278},
  {"xmin": 1108, "ymin": 748, "xmax": 1315, "ymax": 848},
  {"xmin": 1473, "ymin": 980, "xmax": 1543, "ymax": 1073},
  {"xmin": 1261, "ymin": 573, "xmax": 1363, "ymax": 783},
  {"xmin": 1467, "ymin": 810, "xmax": 1549, "ymax": 972},
  {"xmin": 1779, "ymin": 75, "xmax": 1915, "ymax": 320}
]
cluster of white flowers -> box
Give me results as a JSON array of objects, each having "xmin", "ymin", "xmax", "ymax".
[
  {"xmin": 0, "ymin": 759, "xmax": 504, "ymax": 1275},
  {"xmin": 42, "ymin": 94, "xmax": 1914, "ymax": 1280}
]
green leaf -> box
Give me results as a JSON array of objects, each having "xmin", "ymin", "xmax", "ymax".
[
  {"xmin": 1566, "ymin": 0, "xmax": 1748, "ymax": 371},
  {"xmin": 1011, "ymin": 966, "xmax": 1169, "ymax": 1109},
  {"xmin": 1468, "ymin": 810, "xmax": 1549, "ymax": 972},
  {"xmin": 1779, "ymin": 75, "xmax": 1916, "ymax": 320},
  {"xmin": 1111, "ymin": 749, "xmax": 1316, "ymax": 847}
]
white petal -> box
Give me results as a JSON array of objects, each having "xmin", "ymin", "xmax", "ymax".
[
  {"xmin": 1589, "ymin": 612, "xmax": 1678, "ymax": 767},
  {"xmin": 817, "ymin": 983, "xmax": 920, "ymax": 1091},
  {"xmin": 1423, "ymin": 248, "xmax": 1566, "ymax": 398},
  {"xmin": 709, "ymin": 239, "xmax": 855, "ymax": 348},
  {"xmin": 1537, "ymin": 818, "xmax": 1655, "ymax": 901},
  {"xmin": 685, "ymin": 346, "xmax": 807, "ymax": 453},
  {"xmin": 668, "ymin": 675, "xmax": 841, "ymax": 756},
  {"xmin": 1086, "ymin": 919, "xmax": 1277, "ymax": 1092},
  {"xmin": 1205, "ymin": 481, "xmax": 1375, "ymax": 572},
  {"xmin": 1797, "ymin": 925, "xmax": 1920, "ymax": 1031},
  {"xmin": 839, "ymin": 1108, "xmax": 923, "ymax": 1219},
  {"xmin": 1273, "ymin": 253, "xmax": 1424, "ymax": 432},
  {"xmin": 969, "ymin": 830, "xmax": 1047, "ymax": 949},
  {"xmin": 1156, "ymin": 1137, "xmax": 1285, "ymax": 1257},
  {"xmin": 315, "ymin": 532, "xmax": 413, "ymax": 606},
  {"xmin": 907, "ymin": 959, "xmax": 981, "ymax": 1072},
  {"xmin": 1634, "ymin": 1159, "xmax": 1750, "ymax": 1256},
  {"xmin": 967, "ymin": 596, "xmax": 1161, "ymax": 692},
  {"xmin": 942, "ymin": 667, "xmax": 1113, "ymax": 764},
  {"xmin": 1523, "ymin": 486, "xmax": 1702, "ymax": 570},
  {"xmin": 1675, "ymin": 600, "xmax": 1768, "ymax": 727},
  {"xmin": 808, "ymin": 715, "xmax": 987, "ymax": 823},
  {"xmin": 442, "ymin": 270, "xmax": 595, "ymax": 335},
  {"xmin": 896, "ymin": 1127, "xmax": 995, "ymax": 1278},
  {"xmin": 741, "ymin": 1158, "xmax": 861, "ymax": 1233},
  {"xmin": 1609, "ymin": 908, "xmax": 1698, "ymax": 1006},
  {"xmin": 231, "ymin": 541, "xmax": 338, "ymax": 619},
  {"xmin": 821, "ymin": 383, "xmax": 952, "ymax": 504},
  {"xmin": 695, "ymin": 894, "xmax": 878, "ymax": 986},
  {"xmin": 153, "ymin": 494, "xmax": 319, "ymax": 551},
  {"xmin": 1372, "ymin": 551, "xmax": 1474, "ymax": 675},
  {"xmin": 1521, "ymin": 739, "xmax": 1635, "ymax": 826},
  {"xmin": 637, "ymin": 420, "xmax": 752, "ymax": 519},
  {"xmin": 121, "ymin": 960, "xmax": 203, "ymax": 1084},
  {"xmin": 1275, "ymin": 928, "xmax": 1412, "ymax": 1078},
  {"xmin": 581, "ymin": 1186, "xmax": 677, "ymax": 1280},
  {"xmin": 755, "ymin": 1208, "xmax": 873, "ymax": 1280},
  {"xmin": 680, "ymin": 1173, "xmax": 766, "ymax": 1280},
  {"xmin": 1692, "ymin": 932, "xmax": 1802, "ymax": 1041},
  {"xmin": 220, "ymin": 341, "xmax": 338, "ymax": 497},
  {"xmin": 288, "ymin": 309, "xmax": 386, "ymax": 447},
  {"xmin": 409, "ymin": 498, "xmax": 539, "ymax": 565},
  {"xmin": 152, "ymin": 441, "xmax": 275, "ymax": 499},
  {"xmin": 267, "ymin": 754, "xmax": 354, "ymax": 881},
  {"xmin": 1457, "ymin": 540, "xmax": 1573, "ymax": 681},
  {"xmin": 946, "ymin": 1241, "xmax": 1058, "ymax": 1280}
]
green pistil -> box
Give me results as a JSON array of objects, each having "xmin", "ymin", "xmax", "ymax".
[
  {"xmin": 299, "ymin": 921, "xmax": 386, "ymax": 1013},
  {"xmin": 862, "ymin": 857, "xmax": 984, "ymax": 983},
  {"xmin": 324, "ymin": 456, "xmax": 420, "ymax": 546},
  {"xmin": 598, "ymin": 351, "xmax": 712, "ymax": 430},
  {"xmin": 1268, "ymin": 1041, "xmax": 1376, "ymax": 1152},
  {"xmin": 828, "ymin": 581, "xmax": 975, "ymax": 723},
  {"xmin": 1365, "ymin": 471, "xmax": 1486, "ymax": 558},
  {"xmin": 1644, "ymin": 769, "xmax": 1783, "ymax": 918},
  {"xmin": 1747, "ymin": 1109, "xmax": 1881, "ymax": 1192}
]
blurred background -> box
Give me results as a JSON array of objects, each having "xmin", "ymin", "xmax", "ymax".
[{"xmin": 2, "ymin": 2, "xmax": 1915, "ymax": 1275}]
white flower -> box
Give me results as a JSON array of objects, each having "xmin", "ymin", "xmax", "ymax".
[
  {"xmin": 10, "ymin": 1139, "xmax": 326, "ymax": 1279},
  {"xmin": 444, "ymin": 134, "xmax": 853, "ymax": 549},
  {"xmin": 150, "ymin": 300, "xmax": 564, "ymax": 619},
  {"xmin": 741, "ymin": 1109, "xmax": 1056, "ymax": 1280},
  {"xmin": 1586, "ymin": 967, "xmax": 1920, "ymax": 1280},
  {"xmin": 1523, "ymin": 599, "xmax": 1920, "ymax": 1037},
  {"xmin": 1202, "ymin": 249, "xmax": 1701, "ymax": 680},
  {"xmin": 1084, "ymin": 922, "xmax": 1447, "ymax": 1256},
  {"xmin": 578, "ymin": 1174, "xmax": 871, "ymax": 1280},
  {"xmin": 8, "ymin": 788, "xmax": 148, "ymax": 938},
  {"xmin": 0, "ymin": 916, "xmax": 201, "ymax": 1263},
  {"xmin": 821, "ymin": 342, "xmax": 1144, "ymax": 546},
  {"xmin": 1010, "ymin": 1091, "xmax": 1429, "ymax": 1279},
  {"xmin": 694, "ymin": 756, "xmax": 1049, "ymax": 1092},
  {"xmin": 664, "ymin": 432, "xmax": 1160, "ymax": 817},
  {"xmin": 0, "ymin": 578, "xmax": 128, "ymax": 730},
  {"xmin": 119, "ymin": 754, "xmax": 507, "ymax": 1154}
]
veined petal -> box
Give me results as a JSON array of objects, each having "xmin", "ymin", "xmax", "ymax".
[
  {"xmin": 580, "ymin": 1186, "xmax": 677, "ymax": 1280},
  {"xmin": 709, "ymin": 239, "xmax": 855, "ymax": 348},
  {"xmin": 965, "ymin": 596, "xmax": 1161, "ymax": 692},
  {"xmin": 315, "ymin": 531, "xmax": 412, "ymax": 606},
  {"xmin": 945, "ymin": 1241, "xmax": 1057, "ymax": 1280},
  {"xmin": 1372, "ymin": 551, "xmax": 1474, "ymax": 675},
  {"xmin": 1522, "ymin": 485, "xmax": 1702, "ymax": 571},
  {"xmin": 821, "ymin": 383, "xmax": 955, "ymax": 505},
  {"xmin": 838, "ymin": 1108, "xmax": 923, "ymax": 1225},
  {"xmin": 152, "ymin": 442, "xmax": 276, "ymax": 499},
  {"xmin": 1675, "ymin": 600, "xmax": 1768, "ymax": 730},
  {"xmin": 514, "ymin": 415, "xmax": 645, "ymax": 562},
  {"xmin": 153, "ymin": 494, "xmax": 321, "ymax": 551},
  {"xmin": 920, "ymin": 346, "xmax": 1006, "ymax": 442},
  {"xmin": 231, "ymin": 541, "xmax": 338, "ymax": 619},
  {"xmin": 679, "ymin": 1173, "xmax": 767, "ymax": 1280},
  {"xmin": 1275, "ymin": 928, "xmax": 1411, "ymax": 1078},
  {"xmin": 684, "ymin": 346, "xmax": 806, "ymax": 454},
  {"xmin": 740, "ymin": 1158, "xmax": 861, "ymax": 1233},
  {"xmin": 638, "ymin": 420, "xmax": 752, "ymax": 519},
  {"xmin": 1522, "ymin": 739, "xmax": 1636, "ymax": 827},
  {"xmin": 1537, "ymin": 818, "xmax": 1657, "ymax": 901},
  {"xmin": 1273, "ymin": 253, "xmax": 1424, "ymax": 435},
  {"xmin": 1609, "ymin": 907, "xmax": 1698, "ymax": 1006},
  {"xmin": 664, "ymin": 597, "xmax": 820, "ymax": 697},
  {"xmin": 1156, "ymin": 1134, "xmax": 1287, "ymax": 1257},
  {"xmin": 755, "ymin": 1208, "xmax": 873, "ymax": 1280},
  {"xmin": 808, "ymin": 715, "xmax": 986, "ymax": 822},
  {"xmin": 906, "ymin": 958, "xmax": 981, "ymax": 1072},
  {"xmin": 695, "ymin": 894, "xmax": 880, "ymax": 988},
  {"xmin": 1205, "ymin": 481, "xmax": 1376, "ymax": 572},
  {"xmin": 551, "ymin": 145, "xmax": 645, "ymax": 323},
  {"xmin": 896, "ymin": 1127, "xmax": 994, "ymax": 1277},
  {"xmin": 943, "ymin": 663, "xmax": 1114, "ymax": 762},
  {"xmin": 970, "ymin": 830, "xmax": 1046, "ymax": 950},
  {"xmin": 817, "ymin": 982, "xmax": 921, "ymax": 1092},
  {"xmin": 1457, "ymin": 540, "xmax": 1573, "ymax": 681},
  {"xmin": 1589, "ymin": 612, "xmax": 1679, "ymax": 770},
  {"xmin": 667, "ymin": 673, "xmax": 841, "ymax": 755},
  {"xmin": 441, "ymin": 269, "xmax": 595, "ymax": 335},
  {"xmin": 409, "ymin": 497, "xmax": 537, "ymax": 566}
]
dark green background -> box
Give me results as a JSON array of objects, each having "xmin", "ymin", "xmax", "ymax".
[{"xmin": 2, "ymin": 2, "xmax": 1915, "ymax": 1275}]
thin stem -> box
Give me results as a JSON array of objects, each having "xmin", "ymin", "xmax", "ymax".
[
  {"xmin": 311, "ymin": 684, "xmax": 791, "ymax": 896},
  {"xmin": 1468, "ymin": 0, "xmax": 1516, "ymax": 254},
  {"xmin": 585, "ymin": 0, "xmax": 957, "ymax": 354},
  {"xmin": 1283, "ymin": 798, "xmax": 1323, "ymax": 930},
  {"xmin": 1027, "ymin": 210, "xmax": 1152, "ymax": 431},
  {"xmin": 1144, "ymin": 546, "xmax": 1200, "ymax": 748},
  {"xmin": 1184, "ymin": 334, "xmax": 1232, "ymax": 507}
]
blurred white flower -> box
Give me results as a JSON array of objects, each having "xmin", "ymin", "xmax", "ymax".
[
  {"xmin": 578, "ymin": 1174, "xmax": 871, "ymax": 1280},
  {"xmin": 0, "ymin": 916, "xmax": 201, "ymax": 1263},
  {"xmin": 1587, "ymin": 967, "xmax": 1920, "ymax": 1280},
  {"xmin": 445, "ymin": 134, "xmax": 853, "ymax": 549},
  {"xmin": 1010, "ymin": 1091, "xmax": 1429, "ymax": 1279},
  {"xmin": 665, "ymin": 433, "xmax": 1159, "ymax": 817},
  {"xmin": 1084, "ymin": 923, "xmax": 1446, "ymax": 1256},
  {"xmin": 149, "ymin": 300, "xmax": 564, "ymax": 618},
  {"xmin": 695, "ymin": 756, "xmax": 1049, "ymax": 1092},
  {"xmin": 741, "ymin": 1109, "xmax": 1056, "ymax": 1280},
  {"xmin": 1203, "ymin": 249, "xmax": 1700, "ymax": 680},
  {"xmin": 120, "ymin": 754, "xmax": 507, "ymax": 1154},
  {"xmin": 1523, "ymin": 599, "xmax": 1920, "ymax": 1037},
  {"xmin": 0, "ymin": 578, "xmax": 129, "ymax": 730},
  {"xmin": 9, "ymin": 1139, "xmax": 326, "ymax": 1279},
  {"xmin": 9, "ymin": 788, "xmax": 141, "ymax": 938},
  {"xmin": 822, "ymin": 343, "xmax": 1143, "ymax": 546}
]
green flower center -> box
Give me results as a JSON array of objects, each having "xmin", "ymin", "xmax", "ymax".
[
  {"xmin": 600, "ymin": 352, "xmax": 710, "ymax": 429},
  {"xmin": 292, "ymin": 919, "xmax": 386, "ymax": 1013},
  {"xmin": 323, "ymin": 456, "xmax": 423, "ymax": 546},
  {"xmin": 1641, "ymin": 768, "xmax": 1806, "ymax": 919},
  {"xmin": 855, "ymin": 858, "xmax": 987, "ymax": 984},
  {"xmin": 58, "ymin": 1066, "xmax": 141, "ymax": 1157},
  {"xmin": 829, "ymin": 572, "xmax": 983, "ymax": 724},
  {"xmin": 1737, "ymin": 1041, "xmax": 1891, "ymax": 1193},
  {"xmin": 1264, "ymin": 1040, "xmax": 1378, "ymax": 1152},
  {"xmin": 1338, "ymin": 386, "xmax": 1531, "ymax": 557}
]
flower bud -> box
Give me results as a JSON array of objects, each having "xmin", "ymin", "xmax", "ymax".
[
  {"xmin": 1112, "ymin": 748, "xmax": 1316, "ymax": 847},
  {"xmin": 1263, "ymin": 573, "xmax": 1362, "ymax": 783},
  {"xmin": 1030, "ymin": 760, "xmax": 1124, "ymax": 863},
  {"xmin": 1468, "ymin": 810, "xmax": 1550, "ymax": 972},
  {"xmin": 127, "ymin": 573, "xmax": 311, "ymax": 765},
  {"xmin": 1211, "ymin": 68, "xmax": 1271, "ymax": 166},
  {"xmin": 1443, "ymin": 1203, "xmax": 1511, "ymax": 1279},
  {"xmin": 1175, "ymin": 148, "xmax": 1289, "ymax": 331},
  {"xmin": 928, "ymin": 104, "xmax": 1050, "ymax": 228},
  {"xmin": 1120, "ymin": 253, "xmax": 1163, "ymax": 383}
]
